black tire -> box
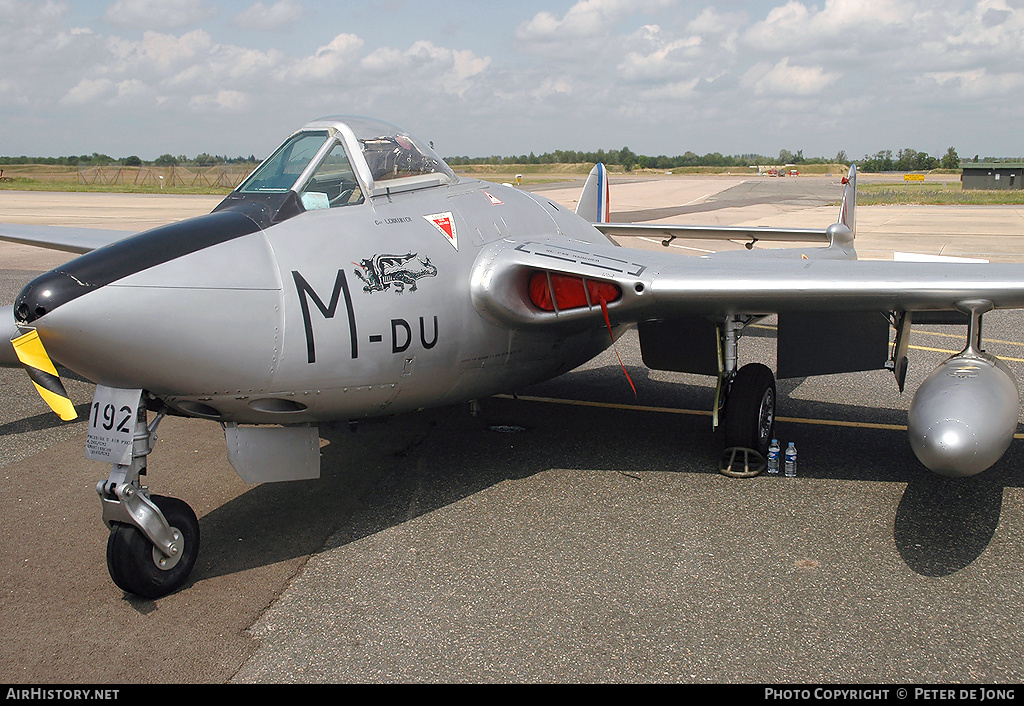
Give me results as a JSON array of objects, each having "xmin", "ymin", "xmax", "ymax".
[
  {"xmin": 106, "ymin": 495, "xmax": 200, "ymax": 599},
  {"xmin": 723, "ymin": 363, "xmax": 776, "ymax": 457}
]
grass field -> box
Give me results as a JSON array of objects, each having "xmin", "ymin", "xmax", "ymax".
[
  {"xmin": 0, "ymin": 163, "xmax": 243, "ymax": 195},
  {"xmin": 0, "ymin": 177, "xmax": 234, "ymax": 195},
  {"xmin": 450, "ymin": 162, "xmax": 850, "ymax": 181},
  {"xmin": 4, "ymin": 164, "xmax": 1024, "ymax": 205},
  {"xmin": 858, "ymin": 181, "xmax": 1024, "ymax": 205}
]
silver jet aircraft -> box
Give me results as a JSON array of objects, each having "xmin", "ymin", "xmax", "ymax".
[{"xmin": 2, "ymin": 116, "xmax": 1023, "ymax": 598}]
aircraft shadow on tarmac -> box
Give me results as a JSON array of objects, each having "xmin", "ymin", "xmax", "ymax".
[
  {"xmin": 186, "ymin": 360, "xmax": 1016, "ymax": 594},
  {"xmin": 531, "ymin": 364, "xmax": 1016, "ymax": 578},
  {"xmin": 0, "ymin": 404, "xmax": 90, "ymax": 436}
]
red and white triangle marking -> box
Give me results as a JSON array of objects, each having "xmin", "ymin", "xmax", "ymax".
[{"xmin": 424, "ymin": 211, "xmax": 458, "ymax": 250}]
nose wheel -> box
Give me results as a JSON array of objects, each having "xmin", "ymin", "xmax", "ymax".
[{"xmin": 106, "ymin": 495, "xmax": 200, "ymax": 599}]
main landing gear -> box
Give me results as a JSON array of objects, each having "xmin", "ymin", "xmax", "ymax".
[
  {"xmin": 716, "ymin": 317, "xmax": 777, "ymax": 477},
  {"xmin": 723, "ymin": 362, "xmax": 776, "ymax": 456},
  {"xmin": 96, "ymin": 405, "xmax": 199, "ymax": 598}
]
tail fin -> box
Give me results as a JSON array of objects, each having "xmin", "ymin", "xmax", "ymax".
[
  {"xmin": 825, "ymin": 163, "xmax": 857, "ymax": 250},
  {"xmin": 576, "ymin": 163, "xmax": 610, "ymax": 223},
  {"xmin": 839, "ymin": 163, "xmax": 856, "ymax": 234}
]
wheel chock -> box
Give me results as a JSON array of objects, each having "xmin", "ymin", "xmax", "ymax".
[{"xmin": 719, "ymin": 447, "xmax": 767, "ymax": 478}]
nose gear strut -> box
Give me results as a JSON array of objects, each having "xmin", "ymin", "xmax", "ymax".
[{"xmin": 96, "ymin": 401, "xmax": 200, "ymax": 598}]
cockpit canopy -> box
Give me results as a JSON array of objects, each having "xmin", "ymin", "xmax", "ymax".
[{"xmin": 236, "ymin": 116, "xmax": 457, "ymax": 210}]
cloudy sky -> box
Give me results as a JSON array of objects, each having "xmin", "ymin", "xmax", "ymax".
[{"xmin": 2, "ymin": 0, "xmax": 1022, "ymax": 162}]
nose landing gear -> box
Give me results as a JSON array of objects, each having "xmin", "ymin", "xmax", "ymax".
[{"xmin": 96, "ymin": 402, "xmax": 199, "ymax": 598}]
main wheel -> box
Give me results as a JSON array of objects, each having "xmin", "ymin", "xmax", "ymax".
[
  {"xmin": 723, "ymin": 363, "xmax": 776, "ymax": 458},
  {"xmin": 106, "ymin": 495, "xmax": 200, "ymax": 599}
]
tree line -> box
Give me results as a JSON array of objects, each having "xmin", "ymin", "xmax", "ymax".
[
  {"xmin": 445, "ymin": 146, "xmax": 978, "ymax": 172},
  {"xmin": 447, "ymin": 146, "xmax": 1024, "ymax": 172},
  {"xmin": 446, "ymin": 146, "xmax": 810, "ymax": 170},
  {"xmin": 0, "ymin": 153, "xmax": 257, "ymax": 168},
  {"xmin": 3, "ymin": 145, "xmax": 1021, "ymax": 172}
]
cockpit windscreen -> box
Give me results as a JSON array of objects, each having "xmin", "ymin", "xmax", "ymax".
[{"xmin": 238, "ymin": 131, "xmax": 329, "ymax": 193}]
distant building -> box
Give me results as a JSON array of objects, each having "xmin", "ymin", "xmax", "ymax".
[{"xmin": 961, "ymin": 162, "xmax": 1024, "ymax": 190}]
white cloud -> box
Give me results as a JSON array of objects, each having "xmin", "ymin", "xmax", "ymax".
[
  {"xmin": 47, "ymin": 25, "xmax": 287, "ymax": 117},
  {"xmin": 102, "ymin": 0, "xmax": 216, "ymax": 30},
  {"xmin": 516, "ymin": 0, "xmax": 674, "ymax": 42},
  {"xmin": 114, "ymin": 78, "xmax": 152, "ymax": 101},
  {"xmin": 637, "ymin": 78, "xmax": 700, "ymax": 102},
  {"xmin": 743, "ymin": 0, "xmax": 914, "ymax": 51},
  {"xmin": 357, "ymin": 40, "xmax": 491, "ymax": 97},
  {"xmin": 686, "ymin": 7, "xmax": 744, "ymax": 53},
  {"xmin": 165, "ymin": 42, "xmax": 285, "ymax": 91},
  {"xmin": 2, "ymin": 1, "xmax": 1023, "ymax": 160},
  {"xmin": 924, "ymin": 67, "xmax": 1024, "ymax": 100},
  {"xmin": 59, "ymin": 78, "xmax": 116, "ymax": 106},
  {"xmin": 741, "ymin": 57, "xmax": 839, "ymax": 96},
  {"xmin": 188, "ymin": 89, "xmax": 251, "ymax": 112},
  {"xmin": 292, "ymin": 33, "xmax": 365, "ymax": 81},
  {"xmin": 232, "ymin": 0, "xmax": 305, "ymax": 31},
  {"xmin": 617, "ymin": 25, "xmax": 703, "ymax": 82},
  {"xmin": 532, "ymin": 77, "xmax": 573, "ymax": 99},
  {"xmin": 940, "ymin": 0, "xmax": 1024, "ymax": 61},
  {"xmin": 687, "ymin": 7, "xmax": 744, "ymax": 35},
  {"xmin": 447, "ymin": 49, "xmax": 492, "ymax": 93},
  {"xmin": 106, "ymin": 30, "xmax": 215, "ymax": 73}
]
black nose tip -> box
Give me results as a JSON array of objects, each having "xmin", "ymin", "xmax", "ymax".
[{"xmin": 15, "ymin": 271, "xmax": 87, "ymax": 324}]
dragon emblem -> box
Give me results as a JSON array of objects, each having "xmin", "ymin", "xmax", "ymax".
[{"xmin": 353, "ymin": 252, "xmax": 438, "ymax": 294}]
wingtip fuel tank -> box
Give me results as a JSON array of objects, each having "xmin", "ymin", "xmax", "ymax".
[{"xmin": 909, "ymin": 352, "xmax": 1020, "ymax": 477}]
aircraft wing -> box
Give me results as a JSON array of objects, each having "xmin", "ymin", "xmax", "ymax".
[
  {"xmin": 594, "ymin": 222, "xmax": 828, "ymax": 243},
  {"xmin": 0, "ymin": 224, "xmax": 135, "ymax": 254},
  {"xmin": 500, "ymin": 162, "xmax": 993, "ymax": 329},
  {"xmin": 471, "ymin": 237, "xmax": 1024, "ymax": 330},
  {"xmin": 577, "ymin": 162, "xmax": 852, "ymax": 247}
]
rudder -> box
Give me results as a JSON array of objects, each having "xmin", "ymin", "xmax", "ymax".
[
  {"xmin": 839, "ymin": 164, "xmax": 856, "ymax": 235},
  {"xmin": 575, "ymin": 163, "xmax": 610, "ymax": 223}
]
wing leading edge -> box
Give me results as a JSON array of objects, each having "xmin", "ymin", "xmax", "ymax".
[{"xmin": 0, "ymin": 224, "xmax": 135, "ymax": 254}]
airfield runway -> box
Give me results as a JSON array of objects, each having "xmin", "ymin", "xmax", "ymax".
[{"xmin": 3, "ymin": 177, "xmax": 1024, "ymax": 684}]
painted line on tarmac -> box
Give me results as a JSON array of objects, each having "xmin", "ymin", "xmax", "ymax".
[
  {"xmin": 915, "ymin": 328, "xmax": 1024, "ymax": 348},
  {"xmin": 499, "ymin": 393, "xmax": 1024, "ymax": 439},
  {"xmin": 497, "ymin": 394, "xmax": 908, "ymax": 431},
  {"xmin": 909, "ymin": 344, "xmax": 1024, "ymax": 363}
]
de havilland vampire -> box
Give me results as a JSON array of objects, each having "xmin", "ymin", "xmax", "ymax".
[{"xmin": 2, "ymin": 116, "xmax": 1023, "ymax": 598}]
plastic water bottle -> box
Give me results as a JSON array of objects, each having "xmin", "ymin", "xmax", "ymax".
[
  {"xmin": 767, "ymin": 439, "xmax": 780, "ymax": 475},
  {"xmin": 784, "ymin": 442, "xmax": 797, "ymax": 477}
]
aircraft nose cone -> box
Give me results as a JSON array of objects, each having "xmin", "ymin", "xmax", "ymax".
[
  {"xmin": 15, "ymin": 209, "xmax": 264, "ymax": 326},
  {"xmin": 22, "ymin": 216, "xmax": 283, "ymax": 397},
  {"xmin": 15, "ymin": 271, "xmax": 87, "ymax": 325}
]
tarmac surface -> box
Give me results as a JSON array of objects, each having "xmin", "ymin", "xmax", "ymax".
[{"xmin": 2, "ymin": 176, "xmax": 1024, "ymax": 683}]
